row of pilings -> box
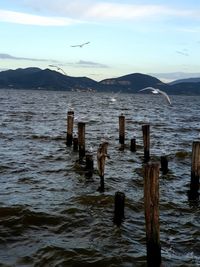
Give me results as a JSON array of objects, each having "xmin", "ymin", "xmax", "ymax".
[{"xmin": 66, "ymin": 110, "xmax": 199, "ymax": 267}]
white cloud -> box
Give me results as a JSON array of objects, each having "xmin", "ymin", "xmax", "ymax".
[
  {"xmin": 11, "ymin": 1, "xmax": 200, "ymax": 22},
  {"xmin": 80, "ymin": 3, "xmax": 200, "ymax": 21},
  {"xmin": 1, "ymin": 1, "xmax": 200, "ymax": 26},
  {"xmin": 0, "ymin": 53, "xmax": 108, "ymax": 69},
  {"xmin": 83, "ymin": 3, "xmax": 166, "ymax": 20},
  {"xmin": 0, "ymin": 9, "xmax": 81, "ymax": 26},
  {"xmin": 76, "ymin": 60, "xmax": 109, "ymax": 68},
  {"xmin": 0, "ymin": 53, "xmax": 58, "ymax": 62}
]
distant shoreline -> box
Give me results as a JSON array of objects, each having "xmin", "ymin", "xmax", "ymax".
[{"xmin": 0, "ymin": 67, "xmax": 200, "ymax": 95}]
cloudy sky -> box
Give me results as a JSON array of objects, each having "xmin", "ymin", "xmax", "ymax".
[{"xmin": 0, "ymin": 0, "xmax": 200, "ymax": 81}]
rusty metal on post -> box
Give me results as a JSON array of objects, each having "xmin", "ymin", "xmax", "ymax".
[
  {"xmin": 66, "ymin": 110, "xmax": 74, "ymax": 146},
  {"xmin": 119, "ymin": 113, "xmax": 125, "ymax": 145},
  {"xmin": 144, "ymin": 163, "xmax": 161, "ymax": 267},
  {"xmin": 142, "ymin": 124, "xmax": 150, "ymax": 162},
  {"xmin": 97, "ymin": 142, "xmax": 109, "ymax": 192},
  {"xmin": 78, "ymin": 122, "xmax": 85, "ymax": 163},
  {"xmin": 189, "ymin": 141, "xmax": 200, "ymax": 200}
]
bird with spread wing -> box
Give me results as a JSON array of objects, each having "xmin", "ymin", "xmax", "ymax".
[
  {"xmin": 70, "ymin": 41, "xmax": 90, "ymax": 48},
  {"xmin": 48, "ymin": 65, "xmax": 67, "ymax": 75},
  {"xmin": 139, "ymin": 87, "xmax": 171, "ymax": 105}
]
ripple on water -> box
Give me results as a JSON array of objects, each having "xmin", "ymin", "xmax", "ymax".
[{"xmin": 0, "ymin": 90, "xmax": 199, "ymax": 266}]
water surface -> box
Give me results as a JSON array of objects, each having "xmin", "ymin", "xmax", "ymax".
[{"xmin": 0, "ymin": 89, "xmax": 199, "ymax": 266}]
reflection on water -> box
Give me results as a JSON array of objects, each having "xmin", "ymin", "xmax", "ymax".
[{"xmin": 0, "ymin": 89, "xmax": 200, "ymax": 266}]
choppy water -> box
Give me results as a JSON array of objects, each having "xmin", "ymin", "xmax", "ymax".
[{"xmin": 0, "ymin": 89, "xmax": 199, "ymax": 267}]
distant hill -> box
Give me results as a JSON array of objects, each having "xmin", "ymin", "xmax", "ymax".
[
  {"xmin": 0, "ymin": 67, "xmax": 200, "ymax": 95},
  {"xmin": 169, "ymin": 82, "xmax": 200, "ymax": 95},
  {"xmin": 169, "ymin": 77, "xmax": 200, "ymax": 85},
  {"xmin": 0, "ymin": 67, "xmax": 99, "ymax": 91},
  {"xmin": 100, "ymin": 73, "xmax": 169, "ymax": 93}
]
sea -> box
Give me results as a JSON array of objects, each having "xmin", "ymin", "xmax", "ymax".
[{"xmin": 0, "ymin": 89, "xmax": 199, "ymax": 267}]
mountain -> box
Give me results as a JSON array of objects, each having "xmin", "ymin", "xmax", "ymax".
[
  {"xmin": 169, "ymin": 82, "xmax": 200, "ymax": 95},
  {"xmin": 100, "ymin": 73, "xmax": 169, "ymax": 93},
  {"xmin": 0, "ymin": 67, "xmax": 200, "ymax": 95},
  {"xmin": 169, "ymin": 77, "xmax": 200, "ymax": 85},
  {"xmin": 106, "ymin": 73, "xmax": 199, "ymax": 95},
  {"xmin": 0, "ymin": 67, "xmax": 99, "ymax": 91}
]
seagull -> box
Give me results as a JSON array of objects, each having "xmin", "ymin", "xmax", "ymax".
[
  {"xmin": 48, "ymin": 64, "xmax": 67, "ymax": 75},
  {"xmin": 139, "ymin": 87, "xmax": 171, "ymax": 105},
  {"xmin": 110, "ymin": 91, "xmax": 121, "ymax": 102},
  {"xmin": 66, "ymin": 98, "xmax": 75, "ymax": 112},
  {"xmin": 70, "ymin": 41, "xmax": 90, "ymax": 48}
]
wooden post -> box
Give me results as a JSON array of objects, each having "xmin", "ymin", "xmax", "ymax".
[
  {"xmin": 144, "ymin": 163, "xmax": 161, "ymax": 267},
  {"xmin": 85, "ymin": 153, "xmax": 94, "ymax": 178},
  {"xmin": 188, "ymin": 141, "xmax": 200, "ymax": 200},
  {"xmin": 73, "ymin": 134, "xmax": 78, "ymax": 151},
  {"xmin": 78, "ymin": 122, "xmax": 85, "ymax": 163},
  {"xmin": 97, "ymin": 142, "xmax": 109, "ymax": 192},
  {"xmin": 66, "ymin": 110, "xmax": 74, "ymax": 146},
  {"xmin": 142, "ymin": 124, "xmax": 150, "ymax": 162},
  {"xmin": 160, "ymin": 156, "xmax": 168, "ymax": 175},
  {"xmin": 130, "ymin": 138, "xmax": 136, "ymax": 152},
  {"xmin": 119, "ymin": 113, "xmax": 125, "ymax": 145},
  {"xmin": 113, "ymin": 191, "xmax": 125, "ymax": 226}
]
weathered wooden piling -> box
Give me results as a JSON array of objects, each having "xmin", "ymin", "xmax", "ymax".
[
  {"xmin": 130, "ymin": 138, "xmax": 136, "ymax": 152},
  {"xmin": 66, "ymin": 110, "xmax": 74, "ymax": 146},
  {"xmin": 97, "ymin": 142, "xmax": 109, "ymax": 192},
  {"xmin": 119, "ymin": 113, "xmax": 125, "ymax": 145},
  {"xmin": 78, "ymin": 122, "xmax": 85, "ymax": 163},
  {"xmin": 142, "ymin": 124, "xmax": 150, "ymax": 162},
  {"xmin": 85, "ymin": 153, "xmax": 94, "ymax": 178},
  {"xmin": 160, "ymin": 156, "xmax": 168, "ymax": 175},
  {"xmin": 144, "ymin": 163, "xmax": 161, "ymax": 267},
  {"xmin": 73, "ymin": 135, "xmax": 78, "ymax": 151},
  {"xmin": 113, "ymin": 191, "xmax": 125, "ymax": 226},
  {"xmin": 189, "ymin": 141, "xmax": 200, "ymax": 200}
]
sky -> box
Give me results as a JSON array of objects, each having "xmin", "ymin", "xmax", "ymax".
[{"xmin": 0, "ymin": 0, "xmax": 200, "ymax": 82}]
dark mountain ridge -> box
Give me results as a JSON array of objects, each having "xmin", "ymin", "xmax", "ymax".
[
  {"xmin": 100, "ymin": 73, "xmax": 169, "ymax": 92},
  {"xmin": 0, "ymin": 67, "xmax": 200, "ymax": 95},
  {"xmin": 169, "ymin": 77, "xmax": 200, "ymax": 85},
  {"xmin": 0, "ymin": 67, "xmax": 99, "ymax": 91}
]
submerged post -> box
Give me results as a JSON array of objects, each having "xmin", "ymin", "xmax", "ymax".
[
  {"xmin": 73, "ymin": 134, "xmax": 78, "ymax": 151},
  {"xmin": 113, "ymin": 191, "xmax": 125, "ymax": 226},
  {"xmin": 142, "ymin": 124, "xmax": 150, "ymax": 162},
  {"xmin": 130, "ymin": 138, "xmax": 136, "ymax": 152},
  {"xmin": 144, "ymin": 163, "xmax": 161, "ymax": 267},
  {"xmin": 78, "ymin": 122, "xmax": 85, "ymax": 163},
  {"xmin": 85, "ymin": 153, "xmax": 94, "ymax": 179},
  {"xmin": 160, "ymin": 156, "xmax": 168, "ymax": 175},
  {"xmin": 66, "ymin": 110, "xmax": 74, "ymax": 146},
  {"xmin": 188, "ymin": 141, "xmax": 200, "ymax": 200},
  {"xmin": 119, "ymin": 113, "xmax": 125, "ymax": 145},
  {"xmin": 97, "ymin": 142, "xmax": 109, "ymax": 192}
]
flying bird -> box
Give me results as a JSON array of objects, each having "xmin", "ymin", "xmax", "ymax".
[
  {"xmin": 139, "ymin": 87, "xmax": 171, "ymax": 105},
  {"xmin": 48, "ymin": 64, "xmax": 67, "ymax": 75},
  {"xmin": 110, "ymin": 91, "xmax": 121, "ymax": 102},
  {"xmin": 70, "ymin": 41, "xmax": 90, "ymax": 48}
]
